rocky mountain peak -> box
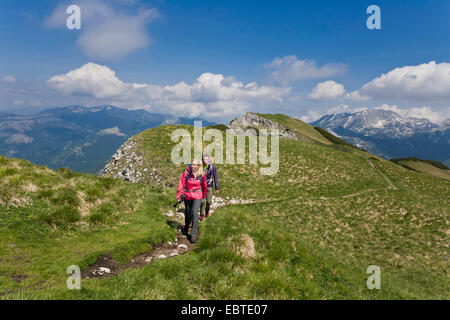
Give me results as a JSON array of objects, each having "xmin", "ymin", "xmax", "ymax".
[
  {"xmin": 313, "ymin": 109, "xmax": 438, "ymax": 138},
  {"xmin": 311, "ymin": 109, "xmax": 449, "ymax": 165}
]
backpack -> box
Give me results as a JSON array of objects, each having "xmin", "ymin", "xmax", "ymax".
[
  {"xmin": 184, "ymin": 164, "xmax": 203, "ymax": 191},
  {"xmin": 204, "ymin": 164, "xmax": 214, "ymax": 185}
]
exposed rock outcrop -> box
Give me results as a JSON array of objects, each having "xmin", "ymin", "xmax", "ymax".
[{"xmin": 101, "ymin": 139, "xmax": 163, "ymax": 184}]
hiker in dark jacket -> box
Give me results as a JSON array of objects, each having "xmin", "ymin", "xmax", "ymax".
[
  {"xmin": 177, "ymin": 159, "xmax": 207, "ymax": 243},
  {"xmin": 200, "ymin": 154, "xmax": 219, "ymax": 220}
]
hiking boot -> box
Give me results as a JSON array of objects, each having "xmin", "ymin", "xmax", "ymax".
[
  {"xmin": 199, "ymin": 215, "xmax": 204, "ymax": 221},
  {"xmin": 181, "ymin": 227, "xmax": 189, "ymax": 235},
  {"xmin": 205, "ymin": 211, "xmax": 210, "ymax": 218},
  {"xmin": 190, "ymin": 236, "xmax": 197, "ymax": 243}
]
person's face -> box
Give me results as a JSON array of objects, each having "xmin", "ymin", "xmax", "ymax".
[
  {"xmin": 202, "ymin": 157, "xmax": 208, "ymax": 165},
  {"xmin": 192, "ymin": 163, "xmax": 201, "ymax": 169}
]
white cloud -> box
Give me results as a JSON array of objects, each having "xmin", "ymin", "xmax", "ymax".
[
  {"xmin": 308, "ymin": 80, "xmax": 345, "ymax": 100},
  {"xmin": 344, "ymin": 90, "xmax": 370, "ymax": 101},
  {"xmin": 264, "ymin": 56, "xmax": 347, "ymax": 85},
  {"xmin": 48, "ymin": 62, "xmax": 125, "ymax": 98},
  {"xmin": 47, "ymin": 63, "xmax": 291, "ymax": 119},
  {"xmin": 45, "ymin": 0, "xmax": 159, "ymax": 60},
  {"xmin": 350, "ymin": 61, "xmax": 450, "ymax": 102},
  {"xmin": 2, "ymin": 75, "xmax": 16, "ymax": 83},
  {"xmin": 300, "ymin": 109, "xmax": 322, "ymax": 123},
  {"xmin": 374, "ymin": 104, "xmax": 450, "ymax": 123},
  {"xmin": 327, "ymin": 104, "xmax": 350, "ymax": 114}
]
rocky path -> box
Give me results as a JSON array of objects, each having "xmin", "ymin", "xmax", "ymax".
[
  {"xmin": 81, "ymin": 229, "xmax": 194, "ymax": 279},
  {"xmin": 163, "ymin": 196, "xmax": 256, "ymax": 223},
  {"xmin": 82, "ymin": 196, "xmax": 256, "ymax": 279},
  {"xmin": 82, "ymin": 160, "xmax": 397, "ymax": 279}
]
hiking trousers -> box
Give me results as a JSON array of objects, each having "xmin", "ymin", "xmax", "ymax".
[
  {"xmin": 200, "ymin": 188, "xmax": 213, "ymax": 216},
  {"xmin": 184, "ymin": 199, "xmax": 202, "ymax": 239}
]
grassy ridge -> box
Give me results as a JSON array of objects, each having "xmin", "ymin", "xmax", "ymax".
[
  {"xmin": 253, "ymin": 113, "xmax": 332, "ymax": 145},
  {"xmin": 390, "ymin": 158, "xmax": 450, "ymax": 181},
  {"xmin": 2, "ymin": 113, "xmax": 449, "ymax": 299},
  {"xmin": 28, "ymin": 167, "xmax": 449, "ymax": 299},
  {"xmin": 391, "ymin": 157, "xmax": 449, "ymax": 171},
  {"xmin": 128, "ymin": 125, "xmax": 387, "ymax": 199},
  {"xmin": 313, "ymin": 126, "xmax": 363, "ymax": 151}
]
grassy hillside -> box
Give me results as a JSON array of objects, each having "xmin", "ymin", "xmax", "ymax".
[
  {"xmin": 0, "ymin": 155, "xmax": 174, "ymax": 297},
  {"xmin": 254, "ymin": 113, "xmax": 332, "ymax": 145},
  {"xmin": 313, "ymin": 126, "xmax": 363, "ymax": 151},
  {"xmin": 391, "ymin": 158, "xmax": 450, "ymax": 181},
  {"xmin": 1, "ymin": 113, "xmax": 449, "ymax": 299}
]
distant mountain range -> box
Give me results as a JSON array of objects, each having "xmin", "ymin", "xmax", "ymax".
[
  {"xmin": 2, "ymin": 106, "xmax": 448, "ymax": 174},
  {"xmin": 311, "ymin": 109, "xmax": 450, "ymax": 167},
  {"xmin": 0, "ymin": 105, "xmax": 215, "ymax": 173}
]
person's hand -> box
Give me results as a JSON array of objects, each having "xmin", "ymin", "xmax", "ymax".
[{"xmin": 215, "ymin": 189, "xmax": 219, "ymax": 195}]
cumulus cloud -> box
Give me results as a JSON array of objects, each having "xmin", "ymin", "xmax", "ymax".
[
  {"xmin": 344, "ymin": 90, "xmax": 370, "ymax": 101},
  {"xmin": 47, "ymin": 63, "xmax": 291, "ymax": 118},
  {"xmin": 44, "ymin": 0, "xmax": 159, "ymax": 60},
  {"xmin": 2, "ymin": 75, "xmax": 16, "ymax": 83},
  {"xmin": 300, "ymin": 110, "xmax": 322, "ymax": 123},
  {"xmin": 308, "ymin": 80, "xmax": 345, "ymax": 100},
  {"xmin": 264, "ymin": 56, "xmax": 347, "ymax": 85},
  {"xmin": 350, "ymin": 61, "xmax": 450, "ymax": 102},
  {"xmin": 48, "ymin": 62, "xmax": 125, "ymax": 98}
]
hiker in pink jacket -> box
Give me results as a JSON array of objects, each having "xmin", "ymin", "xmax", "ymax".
[{"xmin": 177, "ymin": 159, "xmax": 207, "ymax": 243}]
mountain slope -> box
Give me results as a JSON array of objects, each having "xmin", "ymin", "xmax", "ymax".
[
  {"xmin": 0, "ymin": 105, "xmax": 215, "ymax": 174},
  {"xmin": 97, "ymin": 113, "xmax": 449, "ymax": 299},
  {"xmin": 0, "ymin": 154, "xmax": 174, "ymax": 296},
  {"xmin": 231, "ymin": 112, "xmax": 333, "ymax": 145},
  {"xmin": 311, "ymin": 109, "xmax": 450, "ymax": 166},
  {"xmin": 2, "ymin": 113, "xmax": 449, "ymax": 299},
  {"xmin": 391, "ymin": 158, "xmax": 450, "ymax": 181}
]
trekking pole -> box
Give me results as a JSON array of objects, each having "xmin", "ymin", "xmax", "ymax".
[{"xmin": 172, "ymin": 195, "xmax": 185, "ymax": 208}]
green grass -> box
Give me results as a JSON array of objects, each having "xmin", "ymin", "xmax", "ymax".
[
  {"xmin": 390, "ymin": 158, "xmax": 450, "ymax": 180},
  {"xmin": 1, "ymin": 113, "xmax": 449, "ymax": 299},
  {"xmin": 108, "ymin": 125, "xmax": 387, "ymax": 200},
  {"xmin": 313, "ymin": 126, "xmax": 363, "ymax": 151},
  {"xmin": 25, "ymin": 182, "xmax": 448, "ymax": 299},
  {"xmin": 253, "ymin": 113, "xmax": 332, "ymax": 145},
  {"xmin": 391, "ymin": 157, "xmax": 449, "ymax": 171},
  {"xmin": 0, "ymin": 155, "xmax": 175, "ymax": 298}
]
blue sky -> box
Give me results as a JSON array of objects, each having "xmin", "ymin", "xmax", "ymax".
[{"xmin": 1, "ymin": 0, "xmax": 449, "ymax": 123}]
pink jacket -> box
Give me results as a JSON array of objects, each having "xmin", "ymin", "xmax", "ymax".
[{"xmin": 177, "ymin": 167, "xmax": 207, "ymax": 200}]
